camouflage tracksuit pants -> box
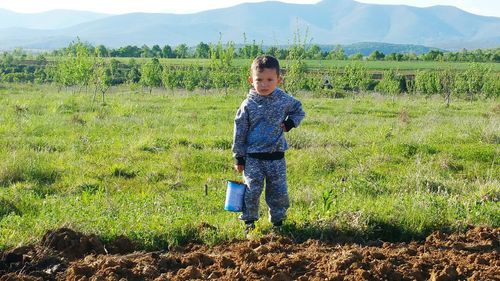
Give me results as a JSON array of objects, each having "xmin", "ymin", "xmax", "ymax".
[{"xmin": 239, "ymin": 156, "xmax": 289, "ymax": 224}]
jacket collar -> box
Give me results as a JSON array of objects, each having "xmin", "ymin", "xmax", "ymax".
[{"xmin": 248, "ymin": 87, "xmax": 284, "ymax": 101}]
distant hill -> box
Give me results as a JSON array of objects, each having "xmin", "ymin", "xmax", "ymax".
[
  {"xmin": 0, "ymin": 0, "xmax": 499, "ymax": 50},
  {"xmin": 0, "ymin": 9, "xmax": 109, "ymax": 30},
  {"xmin": 339, "ymin": 42, "xmax": 440, "ymax": 56}
]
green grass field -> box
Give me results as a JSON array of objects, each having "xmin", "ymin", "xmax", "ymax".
[
  {"xmin": 88, "ymin": 57, "xmax": 500, "ymax": 72},
  {"xmin": 0, "ymin": 83, "xmax": 498, "ymax": 250}
]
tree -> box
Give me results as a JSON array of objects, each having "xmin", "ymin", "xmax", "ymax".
[
  {"xmin": 422, "ymin": 50, "xmax": 444, "ymax": 61},
  {"xmin": 329, "ymin": 45, "xmax": 346, "ymax": 60},
  {"xmin": 344, "ymin": 64, "xmax": 371, "ymax": 93},
  {"xmin": 174, "ymin": 44, "xmax": 189, "ymax": 58},
  {"xmin": 126, "ymin": 58, "xmax": 141, "ymax": 84},
  {"xmin": 209, "ymin": 39, "xmax": 235, "ymax": 94},
  {"xmin": 151, "ymin": 45, "xmax": 162, "ymax": 58},
  {"xmin": 414, "ymin": 70, "xmax": 441, "ymax": 96},
  {"xmin": 284, "ymin": 27, "xmax": 308, "ymax": 94},
  {"xmin": 194, "ymin": 42, "xmax": 210, "ymax": 58},
  {"xmin": 182, "ymin": 65, "xmax": 200, "ymax": 91},
  {"xmin": 112, "ymin": 45, "xmax": 141, "ymax": 57},
  {"xmin": 307, "ymin": 44, "xmax": 323, "ymax": 59},
  {"xmin": 276, "ymin": 48, "xmax": 289, "ymax": 60},
  {"xmin": 140, "ymin": 58, "xmax": 163, "ymax": 93},
  {"xmin": 439, "ymin": 69, "xmax": 454, "ymax": 107},
  {"xmin": 95, "ymin": 45, "xmax": 109, "ymax": 57},
  {"xmin": 63, "ymin": 39, "xmax": 94, "ymax": 57},
  {"xmin": 54, "ymin": 40, "xmax": 94, "ymax": 92},
  {"xmin": 385, "ymin": 53, "xmax": 404, "ymax": 61},
  {"xmin": 462, "ymin": 63, "xmax": 492, "ymax": 100},
  {"xmin": 349, "ymin": 53, "xmax": 363, "ymax": 60},
  {"xmin": 141, "ymin": 45, "xmax": 152, "ymax": 58},
  {"xmin": 162, "ymin": 65, "xmax": 178, "ymax": 92},
  {"xmin": 73, "ymin": 42, "xmax": 94, "ymax": 92},
  {"xmin": 266, "ymin": 46, "xmax": 279, "ymax": 58},
  {"xmin": 368, "ymin": 50, "xmax": 385, "ymax": 61},
  {"xmin": 376, "ymin": 69, "xmax": 401, "ymax": 97},
  {"xmin": 285, "ymin": 44, "xmax": 307, "ymax": 94},
  {"xmin": 482, "ymin": 72, "xmax": 500, "ymax": 98},
  {"xmin": 91, "ymin": 58, "xmax": 112, "ymax": 104},
  {"xmin": 239, "ymin": 34, "xmax": 263, "ymax": 58},
  {"xmin": 162, "ymin": 45, "xmax": 174, "ymax": 58},
  {"xmin": 108, "ymin": 58, "xmax": 122, "ymax": 85}
]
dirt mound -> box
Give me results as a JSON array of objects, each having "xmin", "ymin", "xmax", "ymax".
[{"xmin": 1, "ymin": 226, "xmax": 498, "ymax": 280}]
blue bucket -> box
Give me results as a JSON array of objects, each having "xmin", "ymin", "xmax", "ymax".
[{"xmin": 224, "ymin": 180, "xmax": 246, "ymax": 212}]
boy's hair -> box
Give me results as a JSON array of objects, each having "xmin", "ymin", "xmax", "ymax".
[{"xmin": 251, "ymin": 55, "xmax": 280, "ymax": 75}]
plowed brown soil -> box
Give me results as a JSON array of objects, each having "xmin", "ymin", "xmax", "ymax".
[{"xmin": 1, "ymin": 226, "xmax": 498, "ymax": 280}]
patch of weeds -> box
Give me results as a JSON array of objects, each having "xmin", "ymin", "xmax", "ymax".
[
  {"xmin": 423, "ymin": 180, "xmax": 450, "ymax": 194},
  {"xmin": 173, "ymin": 138, "xmax": 204, "ymax": 149},
  {"xmin": 140, "ymin": 138, "xmax": 172, "ymax": 153},
  {"xmin": 0, "ymin": 159, "xmax": 60, "ymax": 187},
  {"xmin": 287, "ymin": 131, "xmax": 316, "ymax": 149},
  {"xmin": 492, "ymin": 103, "xmax": 500, "ymax": 115},
  {"xmin": 146, "ymin": 172, "xmax": 173, "ymax": 183},
  {"xmin": 0, "ymin": 198, "xmax": 20, "ymax": 218},
  {"xmin": 112, "ymin": 166, "xmax": 137, "ymax": 179},
  {"xmin": 481, "ymin": 129, "xmax": 500, "ymax": 144},
  {"xmin": 169, "ymin": 224, "xmax": 203, "ymax": 246},
  {"xmin": 75, "ymin": 136, "xmax": 92, "ymax": 152},
  {"xmin": 320, "ymin": 188, "xmax": 337, "ymax": 213},
  {"xmin": 190, "ymin": 143, "xmax": 204, "ymax": 150},
  {"xmin": 95, "ymin": 107, "xmax": 111, "ymax": 119},
  {"xmin": 400, "ymin": 143, "xmax": 418, "ymax": 157},
  {"xmin": 182, "ymin": 153, "xmax": 228, "ymax": 174},
  {"xmin": 398, "ymin": 108, "xmax": 410, "ymax": 123},
  {"xmin": 57, "ymin": 100, "xmax": 80, "ymax": 114},
  {"xmin": 438, "ymin": 157, "xmax": 464, "ymax": 172},
  {"xmin": 477, "ymin": 188, "xmax": 500, "ymax": 204},
  {"xmin": 420, "ymin": 144, "xmax": 439, "ymax": 155},
  {"xmin": 322, "ymin": 158, "xmax": 337, "ymax": 173},
  {"xmin": 28, "ymin": 166, "xmax": 60, "ymax": 186},
  {"xmin": 338, "ymin": 138, "xmax": 355, "ymax": 149},
  {"xmin": 28, "ymin": 140, "xmax": 64, "ymax": 153},
  {"xmin": 176, "ymin": 138, "xmax": 190, "ymax": 147},
  {"xmin": 14, "ymin": 104, "xmax": 29, "ymax": 115},
  {"xmin": 345, "ymin": 178, "xmax": 386, "ymax": 197},
  {"xmin": 71, "ymin": 114, "xmax": 86, "ymax": 125},
  {"xmin": 211, "ymin": 138, "xmax": 232, "ymax": 150},
  {"xmin": 30, "ymin": 184, "xmax": 58, "ymax": 198},
  {"xmin": 452, "ymin": 145, "xmax": 496, "ymax": 163},
  {"xmin": 77, "ymin": 183, "xmax": 101, "ymax": 194},
  {"xmin": 365, "ymin": 217, "xmax": 424, "ymax": 242},
  {"xmin": 166, "ymin": 181, "xmax": 186, "ymax": 190},
  {"xmin": 389, "ymin": 143, "xmax": 438, "ymax": 158},
  {"xmin": 335, "ymin": 210, "xmax": 371, "ymax": 235},
  {"xmin": 127, "ymin": 230, "xmax": 170, "ymax": 251},
  {"xmin": 0, "ymin": 165, "xmax": 25, "ymax": 186},
  {"xmin": 366, "ymin": 169, "xmax": 387, "ymax": 183}
]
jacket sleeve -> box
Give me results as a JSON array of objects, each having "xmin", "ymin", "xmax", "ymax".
[
  {"xmin": 285, "ymin": 97, "xmax": 305, "ymax": 130},
  {"xmin": 232, "ymin": 103, "xmax": 249, "ymax": 164}
]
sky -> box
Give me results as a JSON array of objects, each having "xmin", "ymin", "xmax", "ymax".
[{"xmin": 0, "ymin": 0, "xmax": 499, "ymax": 17}]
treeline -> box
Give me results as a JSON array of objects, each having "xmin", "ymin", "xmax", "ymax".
[
  {"xmin": 0, "ymin": 41, "xmax": 498, "ymax": 104},
  {"xmin": 48, "ymin": 41, "xmax": 500, "ymax": 63}
]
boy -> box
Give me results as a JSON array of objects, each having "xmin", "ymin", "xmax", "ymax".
[{"xmin": 232, "ymin": 55, "xmax": 305, "ymax": 235}]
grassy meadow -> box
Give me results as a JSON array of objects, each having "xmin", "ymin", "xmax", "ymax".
[
  {"xmin": 103, "ymin": 57, "xmax": 500, "ymax": 72},
  {"xmin": 0, "ymin": 83, "xmax": 498, "ymax": 250}
]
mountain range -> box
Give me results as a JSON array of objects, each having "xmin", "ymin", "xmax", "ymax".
[{"xmin": 0, "ymin": 0, "xmax": 499, "ymax": 50}]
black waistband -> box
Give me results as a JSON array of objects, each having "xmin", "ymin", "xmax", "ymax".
[{"xmin": 247, "ymin": 152, "xmax": 284, "ymax": 160}]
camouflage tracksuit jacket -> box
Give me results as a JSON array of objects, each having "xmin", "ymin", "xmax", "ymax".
[{"xmin": 232, "ymin": 87, "xmax": 305, "ymax": 163}]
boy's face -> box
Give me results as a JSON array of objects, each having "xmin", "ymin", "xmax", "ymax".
[{"xmin": 248, "ymin": 68, "xmax": 282, "ymax": 96}]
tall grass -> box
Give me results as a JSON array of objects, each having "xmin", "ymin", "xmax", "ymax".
[{"xmin": 0, "ymin": 84, "xmax": 498, "ymax": 250}]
